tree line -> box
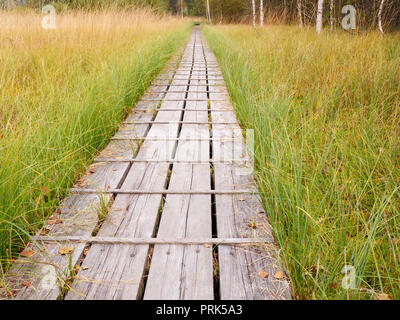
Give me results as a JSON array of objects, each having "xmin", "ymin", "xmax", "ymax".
[
  {"xmin": 196, "ymin": 0, "xmax": 399, "ymax": 32},
  {"xmin": 2, "ymin": 0, "xmax": 399, "ymax": 31}
]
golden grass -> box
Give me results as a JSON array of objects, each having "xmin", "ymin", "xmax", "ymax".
[
  {"xmin": 204, "ymin": 24, "xmax": 400, "ymax": 300},
  {"xmin": 0, "ymin": 8, "xmax": 190, "ymax": 273}
]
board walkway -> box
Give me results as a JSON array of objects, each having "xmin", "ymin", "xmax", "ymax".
[{"xmin": 2, "ymin": 27, "xmax": 291, "ymax": 300}]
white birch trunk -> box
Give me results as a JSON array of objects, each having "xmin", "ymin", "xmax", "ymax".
[
  {"xmin": 252, "ymin": 0, "xmax": 256, "ymax": 27},
  {"xmin": 316, "ymin": 0, "xmax": 324, "ymax": 34},
  {"xmin": 206, "ymin": 0, "xmax": 212, "ymax": 24},
  {"xmin": 297, "ymin": 0, "xmax": 303, "ymax": 27},
  {"xmin": 378, "ymin": 0, "xmax": 385, "ymax": 34},
  {"xmin": 330, "ymin": 0, "xmax": 334, "ymax": 30},
  {"xmin": 260, "ymin": 0, "xmax": 264, "ymax": 26}
]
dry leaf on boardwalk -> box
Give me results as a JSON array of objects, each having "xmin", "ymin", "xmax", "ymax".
[
  {"xmin": 39, "ymin": 227, "xmax": 51, "ymax": 236},
  {"xmin": 58, "ymin": 246, "xmax": 73, "ymax": 255},
  {"xmin": 248, "ymin": 221, "xmax": 257, "ymax": 229},
  {"xmin": 20, "ymin": 249, "xmax": 34, "ymax": 258},
  {"xmin": 376, "ymin": 293, "xmax": 391, "ymax": 300},
  {"xmin": 258, "ymin": 269, "xmax": 268, "ymax": 279},
  {"xmin": 274, "ymin": 271, "xmax": 285, "ymax": 280}
]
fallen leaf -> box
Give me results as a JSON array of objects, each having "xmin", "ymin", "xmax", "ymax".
[
  {"xmin": 41, "ymin": 187, "xmax": 49, "ymax": 196},
  {"xmin": 258, "ymin": 269, "xmax": 268, "ymax": 279},
  {"xmin": 274, "ymin": 271, "xmax": 285, "ymax": 280},
  {"xmin": 21, "ymin": 281, "xmax": 31, "ymax": 287},
  {"xmin": 58, "ymin": 246, "xmax": 73, "ymax": 255},
  {"xmin": 48, "ymin": 219, "xmax": 62, "ymax": 225},
  {"xmin": 82, "ymin": 266, "xmax": 89, "ymax": 270},
  {"xmin": 248, "ymin": 221, "xmax": 257, "ymax": 229},
  {"xmin": 54, "ymin": 208, "xmax": 61, "ymax": 214},
  {"xmin": 238, "ymin": 198, "xmax": 245, "ymax": 202},
  {"xmin": 89, "ymin": 169, "xmax": 96, "ymax": 174},
  {"xmin": 39, "ymin": 228, "xmax": 50, "ymax": 236},
  {"xmin": 204, "ymin": 244, "xmax": 211, "ymax": 248},
  {"xmin": 20, "ymin": 249, "xmax": 34, "ymax": 258},
  {"xmin": 377, "ymin": 293, "xmax": 391, "ymax": 300},
  {"xmin": 5, "ymin": 290, "xmax": 16, "ymax": 298}
]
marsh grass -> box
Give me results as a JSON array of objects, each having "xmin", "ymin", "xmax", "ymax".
[
  {"xmin": 204, "ymin": 25, "xmax": 400, "ymax": 300},
  {"xmin": 0, "ymin": 9, "xmax": 190, "ymax": 274}
]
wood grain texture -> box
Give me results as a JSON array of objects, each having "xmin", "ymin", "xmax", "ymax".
[
  {"xmin": 144, "ymin": 37, "xmax": 214, "ymax": 298},
  {"xmin": 66, "ymin": 35, "xmax": 194, "ymax": 300}
]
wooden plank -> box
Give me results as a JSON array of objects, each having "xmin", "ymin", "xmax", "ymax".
[
  {"xmin": 144, "ymin": 29, "xmax": 213, "ymax": 300},
  {"xmin": 65, "ymin": 34, "xmax": 196, "ymax": 300},
  {"xmin": 204, "ymin": 40, "xmax": 292, "ymax": 300},
  {"xmin": 4, "ymin": 161, "xmax": 130, "ymax": 300},
  {"xmin": 31, "ymin": 236, "xmax": 272, "ymax": 245},
  {"xmin": 69, "ymin": 188, "xmax": 257, "ymax": 195}
]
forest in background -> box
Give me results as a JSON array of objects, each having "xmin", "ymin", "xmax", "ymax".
[{"xmin": 1, "ymin": 1, "xmax": 400, "ymax": 31}]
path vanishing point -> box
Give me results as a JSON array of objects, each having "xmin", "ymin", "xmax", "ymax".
[{"xmin": 4, "ymin": 27, "xmax": 291, "ymax": 300}]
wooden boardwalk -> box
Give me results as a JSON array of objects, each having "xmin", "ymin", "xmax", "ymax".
[{"xmin": 3, "ymin": 27, "xmax": 291, "ymax": 300}]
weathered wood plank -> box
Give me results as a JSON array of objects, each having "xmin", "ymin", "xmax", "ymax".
[
  {"xmin": 31, "ymin": 236, "xmax": 272, "ymax": 245},
  {"xmin": 65, "ymin": 35, "xmax": 196, "ymax": 300},
  {"xmin": 144, "ymin": 31, "xmax": 214, "ymax": 300}
]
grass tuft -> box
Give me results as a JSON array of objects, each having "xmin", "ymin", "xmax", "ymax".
[{"xmin": 204, "ymin": 24, "xmax": 400, "ymax": 300}]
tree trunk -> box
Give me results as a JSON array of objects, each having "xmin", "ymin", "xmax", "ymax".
[
  {"xmin": 252, "ymin": 0, "xmax": 256, "ymax": 27},
  {"xmin": 378, "ymin": 0, "xmax": 385, "ymax": 34},
  {"xmin": 316, "ymin": 0, "xmax": 324, "ymax": 34},
  {"xmin": 330, "ymin": 0, "xmax": 334, "ymax": 30},
  {"xmin": 206, "ymin": 0, "xmax": 212, "ymax": 24},
  {"xmin": 181, "ymin": 0, "xmax": 184, "ymax": 19},
  {"xmin": 297, "ymin": 0, "xmax": 303, "ymax": 27},
  {"xmin": 260, "ymin": 0, "xmax": 264, "ymax": 26}
]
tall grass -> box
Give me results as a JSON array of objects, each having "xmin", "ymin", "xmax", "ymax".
[
  {"xmin": 0, "ymin": 9, "xmax": 190, "ymax": 273},
  {"xmin": 204, "ymin": 25, "xmax": 400, "ymax": 300}
]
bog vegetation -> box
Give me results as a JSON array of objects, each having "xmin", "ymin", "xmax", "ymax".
[
  {"xmin": 1, "ymin": 0, "xmax": 399, "ymax": 301},
  {"xmin": 204, "ymin": 25, "xmax": 400, "ymax": 299},
  {"xmin": 0, "ymin": 8, "xmax": 190, "ymax": 277}
]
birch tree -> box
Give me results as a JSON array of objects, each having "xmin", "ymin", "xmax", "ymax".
[
  {"xmin": 378, "ymin": 0, "xmax": 385, "ymax": 34},
  {"xmin": 260, "ymin": 0, "xmax": 264, "ymax": 26},
  {"xmin": 316, "ymin": 0, "xmax": 324, "ymax": 34},
  {"xmin": 252, "ymin": 0, "xmax": 256, "ymax": 27},
  {"xmin": 297, "ymin": 0, "xmax": 303, "ymax": 27},
  {"xmin": 206, "ymin": 0, "xmax": 212, "ymax": 24},
  {"xmin": 330, "ymin": 0, "xmax": 334, "ymax": 30}
]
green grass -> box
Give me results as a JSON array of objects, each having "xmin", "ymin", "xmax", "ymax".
[
  {"xmin": 0, "ymin": 9, "xmax": 190, "ymax": 274},
  {"xmin": 204, "ymin": 25, "xmax": 400, "ymax": 300}
]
